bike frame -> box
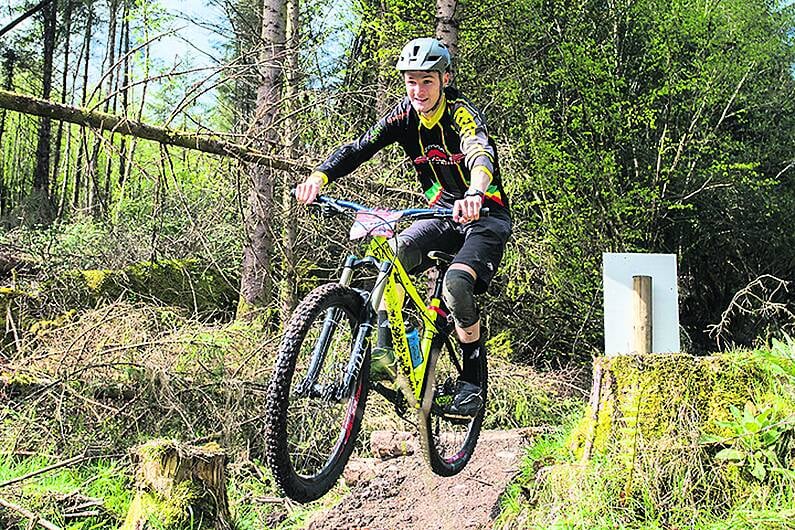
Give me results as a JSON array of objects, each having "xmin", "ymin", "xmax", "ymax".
[
  {"xmin": 363, "ymin": 236, "xmax": 448, "ymax": 408},
  {"xmin": 300, "ymin": 196, "xmax": 473, "ymax": 412},
  {"xmin": 332, "ymin": 235, "xmax": 449, "ymax": 410}
]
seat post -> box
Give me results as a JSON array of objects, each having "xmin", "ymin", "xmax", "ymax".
[
  {"xmin": 431, "ymin": 265, "xmax": 447, "ymax": 300},
  {"xmin": 427, "ymin": 251, "xmax": 454, "ymax": 301}
]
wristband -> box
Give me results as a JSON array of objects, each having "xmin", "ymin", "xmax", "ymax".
[
  {"xmin": 310, "ymin": 171, "xmax": 328, "ymax": 186},
  {"xmin": 464, "ymin": 189, "xmax": 484, "ymax": 199}
]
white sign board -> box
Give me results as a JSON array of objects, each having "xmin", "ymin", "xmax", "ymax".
[{"xmin": 603, "ymin": 253, "xmax": 680, "ymax": 356}]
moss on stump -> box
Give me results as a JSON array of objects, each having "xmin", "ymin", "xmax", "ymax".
[
  {"xmin": 121, "ymin": 439, "xmax": 232, "ymax": 530},
  {"xmin": 504, "ymin": 347, "xmax": 795, "ymax": 527},
  {"xmin": 565, "ymin": 351, "xmax": 788, "ymax": 507},
  {"xmin": 571, "ymin": 353, "xmax": 768, "ymax": 463}
]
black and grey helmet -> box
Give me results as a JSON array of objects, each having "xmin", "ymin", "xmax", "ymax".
[{"xmin": 395, "ymin": 38, "xmax": 451, "ymax": 72}]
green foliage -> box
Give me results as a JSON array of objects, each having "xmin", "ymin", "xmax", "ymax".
[
  {"xmin": 701, "ymin": 335, "xmax": 795, "ymax": 482},
  {"xmin": 447, "ymin": 0, "xmax": 795, "ymax": 359},
  {"xmin": 706, "ymin": 401, "xmax": 791, "ymax": 481},
  {"xmin": 0, "ymin": 456, "xmax": 132, "ymax": 529}
]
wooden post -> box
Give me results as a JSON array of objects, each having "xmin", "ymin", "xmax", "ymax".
[{"xmin": 632, "ymin": 276, "xmax": 652, "ymax": 354}]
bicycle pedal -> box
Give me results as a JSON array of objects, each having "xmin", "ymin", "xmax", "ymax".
[{"xmin": 430, "ymin": 403, "xmax": 472, "ymax": 424}]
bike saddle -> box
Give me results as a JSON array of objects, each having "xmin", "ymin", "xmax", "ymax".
[{"xmin": 427, "ymin": 251, "xmax": 454, "ymax": 265}]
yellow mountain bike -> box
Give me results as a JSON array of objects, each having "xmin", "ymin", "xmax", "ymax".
[{"xmin": 265, "ymin": 195, "xmax": 488, "ymax": 502}]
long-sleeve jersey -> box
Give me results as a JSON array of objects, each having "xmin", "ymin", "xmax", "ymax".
[{"xmin": 315, "ymin": 87, "xmax": 510, "ymax": 215}]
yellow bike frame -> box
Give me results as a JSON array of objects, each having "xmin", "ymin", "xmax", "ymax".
[{"xmin": 364, "ymin": 236, "xmax": 447, "ymax": 408}]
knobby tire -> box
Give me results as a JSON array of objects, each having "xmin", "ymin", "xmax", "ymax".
[
  {"xmin": 265, "ymin": 283, "xmax": 370, "ymax": 502},
  {"xmin": 419, "ymin": 339, "xmax": 487, "ymax": 476}
]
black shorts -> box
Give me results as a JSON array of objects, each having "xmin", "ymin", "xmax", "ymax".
[{"xmin": 398, "ymin": 213, "xmax": 512, "ymax": 295}]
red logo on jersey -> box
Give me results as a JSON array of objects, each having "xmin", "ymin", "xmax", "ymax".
[{"xmin": 414, "ymin": 146, "xmax": 465, "ymax": 166}]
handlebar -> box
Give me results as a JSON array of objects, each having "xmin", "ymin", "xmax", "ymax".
[{"xmin": 293, "ymin": 190, "xmax": 489, "ymax": 221}]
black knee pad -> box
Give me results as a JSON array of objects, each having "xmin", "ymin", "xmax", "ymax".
[
  {"xmin": 442, "ymin": 269, "xmax": 479, "ymax": 328},
  {"xmin": 396, "ymin": 237, "xmax": 423, "ymax": 272}
]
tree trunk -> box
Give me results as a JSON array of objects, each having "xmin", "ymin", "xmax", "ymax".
[
  {"xmin": 74, "ymin": 3, "xmax": 93, "ymax": 210},
  {"xmin": 238, "ymin": 0, "xmax": 286, "ymax": 315},
  {"xmin": 0, "ymin": 50, "xmax": 15, "ymax": 217},
  {"xmin": 105, "ymin": 0, "xmax": 123, "ymax": 211},
  {"xmin": 279, "ymin": 0, "xmax": 299, "ymax": 325},
  {"xmin": 121, "ymin": 440, "xmax": 232, "ymax": 530},
  {"xmin": 0, "ymin": 0, "xmax": 54, "ymax": 39},
  {"xmin": 118, "ymin": 0, "xmax": 131, "ymax": 189},
  {"xmin": 31, "ymin": 0, "xmax": 58, "ymax": 224},
  {"xmin": 52, "ymin": 0, "xmax": 72, "ymax": 220},
  {"xmin": 375, "ymin": 0, "xmax": 390, "ymax": 116},
  {"xmin": 435, "ymin": 0, "xmax": 460, "ymax": 66},
  {"xmin": 87, "ymin": 0, "xmax": 119, "ymax": 216}
]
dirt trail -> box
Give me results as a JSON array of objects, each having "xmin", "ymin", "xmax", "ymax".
[{"xmin": 306, "ymin": 429, "xmax": 534, "ymax": 530}]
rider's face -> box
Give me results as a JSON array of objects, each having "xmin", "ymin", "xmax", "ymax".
[{"xmin": 404, "ymin": 71, "xmax": 449, "ymax": 116}]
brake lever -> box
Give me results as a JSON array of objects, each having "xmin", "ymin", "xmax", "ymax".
[{"xmin": 320, "ymin": 200, "xmax": 347, "ymax": 218}]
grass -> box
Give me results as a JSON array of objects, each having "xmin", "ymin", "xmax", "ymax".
[
  {"xmin": 0, "ymin": 456, "xmax": 132, "ymax": 529},
  {"xmin": 0, "ymin": 455, "xmax": 336, "ymax": 530}
]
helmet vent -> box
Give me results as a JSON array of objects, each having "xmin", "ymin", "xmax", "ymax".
[{"xmin": 395, "ymin": 37, "xmax": 451, "ymax": 72}]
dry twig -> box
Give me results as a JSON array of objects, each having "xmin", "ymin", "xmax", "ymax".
[
  {"xmin": 0, "ymin": 497, "xmax": 61, "ymax": 530},
  {"xmin": 0, "ymin": 454, "xmax": 90, "ymax": 490},
  {"xmin": 707, "ymin": 274, "xmax": 794, "ymax": 347}
]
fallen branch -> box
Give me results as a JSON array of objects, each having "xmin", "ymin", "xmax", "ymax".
[
  {"xmin": 707, "ymin": 274, "xmax": 794, "ymax": 347},
  {"xmin": 63, "ymin": 510, "xmax": 100, "ymax": 518},
  {"xmin": 0, "ymin": 454, "xmax": 90, "ymax": 490},
  {"xmin": 0, "ymin": 496, "xmax": 61, "ymax": 530},
  {"xmin": 0, "ymin": 89, "xmax": 310, "ymax": 172}
]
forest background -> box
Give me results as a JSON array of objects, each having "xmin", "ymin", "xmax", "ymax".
[
  {"xmin": 0, "ymin": 0, "xmax": 794, "ymax": 527},
  {"xmin": 1, "ymin": 0, "xmax": 794, "ymax": 363}
]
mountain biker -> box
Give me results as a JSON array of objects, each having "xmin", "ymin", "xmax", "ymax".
[{"xmin": 295, "ymin": 37, "xmax": 511, "ymax": 417}]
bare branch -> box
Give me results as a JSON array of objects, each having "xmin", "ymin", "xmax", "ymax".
[
  {"xmin": 0, "ymin": 454, "xmax": 91, "ymax": 490},
  {"xmin": 0, "ymin": 497, "xmax": 61, "ymax": 530},
  {"xmin": 707, "ymin": 275, "xmax": 794, "ymax": 347},
  {"xmin": 0, "ymin": 89, "xmax": 309, "ymax": 172}
]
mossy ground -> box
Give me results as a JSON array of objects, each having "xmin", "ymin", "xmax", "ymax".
[
  {"xmin": 497, "ymin": 338, "xmax": 795, "ymax": 529},
  {"xmin": 45, "ymin": 258, "xmax": 238, "ymax": 318}
]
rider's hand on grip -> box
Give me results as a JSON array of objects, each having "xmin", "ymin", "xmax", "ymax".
[
  {"xmin": 453, "ymin": 193, "xmax": 485, "ymax": 224},
  {"xmin": 295, "ymin": 172, "xmax": 325, "ymax": 205}
]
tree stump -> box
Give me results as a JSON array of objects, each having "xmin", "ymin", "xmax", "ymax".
[
  {"xmin": 121, "ymin": 440, "xmax": 232, "ymax": 530},
  {"xmin": 569, "ymin": 353, "xmax": 769, "ymax": 496}
]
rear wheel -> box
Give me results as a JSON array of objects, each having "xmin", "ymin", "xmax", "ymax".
[
  {"xmin": 265, "ymin": 283, "xmax": 370, "ymax": 502},
  {"xmin": 418, "ymin": 338, "xmax": 487, "ymax": 476}
]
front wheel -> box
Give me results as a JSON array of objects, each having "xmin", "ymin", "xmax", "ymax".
[
  {"xmin": 265, "ymin": 283, "xmax": 370, "ymax": 502},
  {"xmin": 418, "ymin": 338, "xmax": 487, "ymax": 476}
]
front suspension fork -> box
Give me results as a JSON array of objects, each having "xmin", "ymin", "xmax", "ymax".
[{"xmin": 298, "ymin": 256, "xmax": 381, "ymax": 401}]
